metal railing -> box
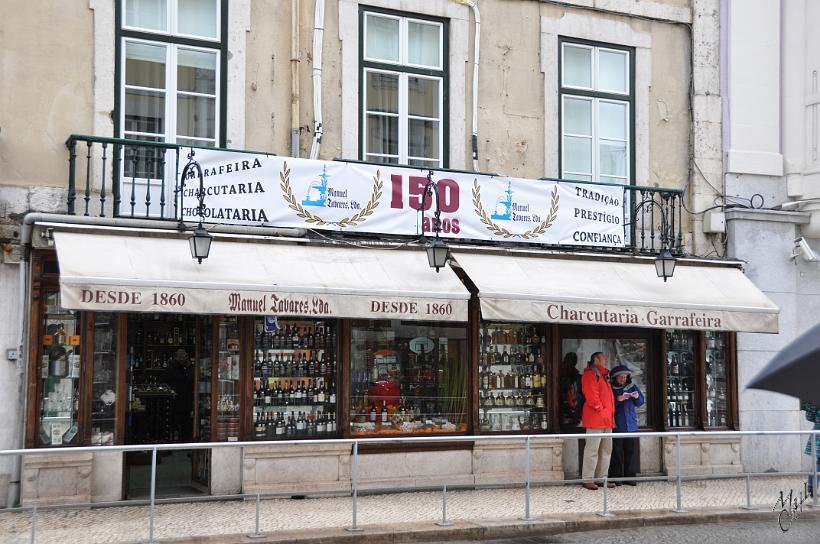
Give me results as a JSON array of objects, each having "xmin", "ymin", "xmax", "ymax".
[
  {"xmin": 64, "ymin": 134, "xmax": 685, "ymax": 255},
  {"xmin": 1, "ymin": 430, "xmax": 817, "ymax": 543}
]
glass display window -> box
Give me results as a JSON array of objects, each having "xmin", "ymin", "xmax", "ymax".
[
  {"xmin": 251, "ymin": 318, "xmax": 338, "ymax": 439},
  {"xmin": 38, "ymin": 291, "xmax": 82, "ymax": 446},
  {"xmin": 705, "ymin": 331, "xmax": 729, "ymax": 427},
  {"xmin": 349, "ymin": 320, "xmax": 467, "ymax": 436},
  {"xmin": 479, "ymin": 323, "xmax": 549, "ymax": 433},
  {"xmin": 666, "ymin": 330, "xmax": 696, "ymax": 428},
  {"xmin": 216, "ymin": 317, "xmax": 241, "ymax": 441},
  {"xmin": 91, "ymin": 313, "xmax": 119, "ymax": 445}
]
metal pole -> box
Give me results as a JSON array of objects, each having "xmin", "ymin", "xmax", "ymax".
[
  {"xmin": 741, "ymin": 472, "xmax": 753, "ymax": 510},
  {"xmin": 436, "ymin": 484, "xmax": 452, "ymax": 527},
  {"xmin": 521, "ymin": 436, "xmax": 533, "ymax": 521},
  {"xmin": 672, "ymin": 433, "xmax": 685, "ymax": 513},
  {"xmin": 148, "ymin": 447, "xmax": 158, "ymax": 543},
  {"xmin": 813, "ymin": 431, "xmax": 818, "ymax": 507},
  {"xmin": 346, "ymin": 441, "xmax": 363, "ymax": 532},
  {"xmin": 598, "ymin": 477, "xmax": 612, "ymax": 517},
  {"xmin": 30, "ymin": 506, "xmax": 37, "ymax": 544},
  {"xmin": 247, "ymin": 491, "xmax": 265, "ymax": 539}
]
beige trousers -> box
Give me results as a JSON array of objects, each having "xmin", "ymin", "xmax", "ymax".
[{"xmin": 582, "ymin": 428, "xmax": 613, "ymax": 481}]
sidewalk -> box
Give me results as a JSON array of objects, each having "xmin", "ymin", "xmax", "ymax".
[{"xmin": 0, "ymin": 475, "xmax": 814, "ymax": 544}]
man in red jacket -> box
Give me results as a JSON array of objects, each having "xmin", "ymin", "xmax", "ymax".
[{"xmin": 580, "ymin": 351, "xmax": 615, "ymax": 490}]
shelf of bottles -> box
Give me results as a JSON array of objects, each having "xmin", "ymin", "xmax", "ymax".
[
  {"xmin": 705, "ymin": 331, "xmax": 729, "ymax": 427},
  {"xmin": 216, "ymin": 317, "xmax": 241, "ymax": 441},
  {"xmin": 197, "ymin": 317, "xmax": 212, "ymax": 443},
  {"xmin": 127, "ymin": 314, "xmax": 197, "ymax": 443},
  {"xmin": 479, "ymin": 323, "xmax": 549, "ymax": 433},
  {"xmin": 38, "ymin": 291, "xmax": 81, "ymax": 446},
  {"xmin": 666, "ymin": 330, "xmax": 696, "ymax": 427},
  {"xmin": 91, "ymin": 313, "xmax": 118, "ymax": 445},
  {"xmin": 349, "ymin": 321, "xmax": 468, "ymax": 436},
  {"xmin": 252, "ymin": 319, "xmax": 338, "ymax": 439}
]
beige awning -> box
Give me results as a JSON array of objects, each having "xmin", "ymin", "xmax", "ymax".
[
  {"xmin": 54, "ymin": 231, "xmax": 470, "ymax": 321},
  {"xmin": 453, "ymin": 252, "xmax": 779, "ymax": 333}
]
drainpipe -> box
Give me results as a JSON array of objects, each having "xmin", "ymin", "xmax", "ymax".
[
  {"xmin": 9, "ymin": 238, "xmax": 28, "ymax": 507},
  {"xmin": 309, "ymin": 0, "xmax": 325, "ymax": 160},
  {"xmin": 291, "ymin": 0, "xmax": 301, "ymax": 158},
  {"xmin": 451, "ymin": 0, "xmax": 481, "ymax": 171}
]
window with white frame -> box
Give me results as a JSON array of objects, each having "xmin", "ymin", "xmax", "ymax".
[
  {"xmin": 361, "ymin": 9, "xmax": 447, "ymax": 168},
  {"xmin": 560, "ymin": 41, "xmax": 632, "ymax": 184}
]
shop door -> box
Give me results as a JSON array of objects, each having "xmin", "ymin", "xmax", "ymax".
[
  {"xmin": 559, "ymin": 329, "xmax": 660, "ymax": 477},
  {"xmin": 124, "ymin": 314, "xmax": 203, "ymax": 498}
]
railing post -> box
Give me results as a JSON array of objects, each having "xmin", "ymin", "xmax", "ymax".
[
  {"xmin": 113, "ymin": 143, "xmax": 122, "ymax": 217},
  {"xmin": 741, "ymin": 472, "xmax": 753, "ymax": 510},
  {"xmin": 520, "ymin": 436, "xmax": 533, "ymax": 521},
  {"xmin": 598, "ymin": 476, "xmax": 612, "ymax": 517},
  {"xmin": 672, "ymin": 433, "xmax": 685, "ymax": 513},
  {"xmin": 67, "ymin": 139, "xmax": 77, "ymax": 215},
  {"xmin": 30, "ymin": 506, "xmax": 37, "ymax": 544},
  {"xmin": 247, "ymin": 491, "xmax": 265, "ymax": 539},
  {"xmin": 148, "ymin": 447, "xmax": 158, "ymax": 543},
  {"xmin": 346, "ymin": 441, "xmax": 363, "ymax": 532},
  {"xmin": 436, "ymin": 484, "xmax": 452, "ymax": 527},
  {"xmin": 83, "ymin": 141, "xmax": 92, "ymax": 216},
  {"xmin": 99, "ymin": 142, "xmax": 108, "ymax": 217}
]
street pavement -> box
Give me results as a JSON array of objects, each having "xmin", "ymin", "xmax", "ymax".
[
  {"xmin": 435, "ymin": 518, "xmax": 820, "ymax": 543},
  {"xmin": 0, "ymin": 475, "xmax": 814, "ymax": 543}
]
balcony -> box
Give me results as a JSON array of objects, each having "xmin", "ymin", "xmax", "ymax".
[{"xmin": 65, "ymin": 134, "xmax": 685, "ymax": 256}]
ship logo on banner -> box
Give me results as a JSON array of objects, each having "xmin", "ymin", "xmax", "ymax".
[
  {"xmin": 472, "ymin": 179, "xmax": 560, "ymax": 239},
  {"xmin": 280, "ymin": 161, "xmax": 384, "ymax": 228}
]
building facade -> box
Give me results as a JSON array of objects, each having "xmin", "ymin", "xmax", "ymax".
[{"xmin": 0, "ymin": 0, "xmax": 784, "ymax": 508}]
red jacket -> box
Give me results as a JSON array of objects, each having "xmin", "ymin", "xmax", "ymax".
[{"xmin": 581, "ymin": 364, "xmax": 615, "ymax": 429}]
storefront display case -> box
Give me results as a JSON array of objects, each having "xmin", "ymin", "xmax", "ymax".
[
  {"xmin": 478, "ymin": 323, "xmax": 549, "ymax": 433},
  {"xmin": 666, "ymin": 330, "xmax": 696, "ymax": 428},
  {"xmin": 37, "ymin": 291, "xmax": 82, "ymax": 446},
  {"xmin": 705, "ymin": 331, "xmax": 729, "ymax": 428},
  {"xmin": 250, "ymin": 318, "xmax": 338, "ymax": 439},
  {"xmin": 216, "ymin": 317, "xmax": 241, "ymax": 441},
  {"xmin": 91, "ymin": 312, "xmax": 118, "ymax": 445},
  {"xmin": 349, "ymin": 320, "xmax": 468, "ymax": 436}
]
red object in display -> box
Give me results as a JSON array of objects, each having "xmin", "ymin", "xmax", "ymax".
[{"xmin": 367, "ymin": 380, "xmax": 400, "ymax": 407}]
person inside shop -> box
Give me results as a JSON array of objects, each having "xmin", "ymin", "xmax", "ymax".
[
  {"xmin": 580, "ymin": 351, "xmax": 615, "ymax": 490},
  {"xmin": 560, "ymin": 352, "xmax": 582, "ymax": 427},
  {"xmin": 609, "ymin": 364, "xmax": 644, "ymax": 486},
  {"xmin": 801, "ymin": 400, "xmax": 820, "ymax": 497}
]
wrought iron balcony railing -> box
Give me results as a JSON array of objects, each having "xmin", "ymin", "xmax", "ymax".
[{"xmin": 65, "ymin": 134, "xmax": 685, "ymax": 255}]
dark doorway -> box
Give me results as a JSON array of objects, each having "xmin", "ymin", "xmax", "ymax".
[{"xmin": 124, "ymin": 314, "xmax": 205, "ymax": 498}]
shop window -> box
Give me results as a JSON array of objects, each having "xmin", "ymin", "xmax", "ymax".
[
  {"xmin": 560, "ymin": 40, "xmax": 632, "ymax": 184},
  {"xmin": 37, "ymin": 291, "xmax": 82, "ymax": 446},
  {"xmin": 361, "ymin": 9, "xmax": 446, "ymax": 168},
  {"xmin": 216, "ymin": 316, "xmax": 241, "ymax": 441},
  {"xmin": 665, "ymin": 330, "xmax": 696, "ymax": 428},
  {"xmin": 478, "ymin": 323, "xmax": 549, "ymax": 433},
  {"xmin": 560, "ymin": 337, "xmax": 650, "ymax": 428},
  {"xmin": 91, "ymin": 313, "xmax": 119, "ymax": 445},
  {"xmin": 349, "ymin": 320, "xmax": 467, "ymax": 435},
  {"xmin": 251, "ymin": 319, "xmax": 338, "ymax": 439},
  {"xmin": 705, "ymin": 331, "xmax": 729, "ymax": 427},
  {"xmin": 118, "ymin": 0, "xmax": 224, "ymax": 216}
]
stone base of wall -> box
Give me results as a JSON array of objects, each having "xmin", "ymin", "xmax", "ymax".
[
  {"xmin": 243, "ymin": 444, "xmax": 352, "ymax": 495},
  {"xmin": 21, "ymin": 452, "xmax": 92, "ymax": 507},
  {"xmin": 663, "ymin": 435, "xmax": 743, "ymax": 477},
  {"xmin": 358, "ymin": 448, "xmax": 474, "ymax": 491},
  {"xmin": 473, "ymin": 439, "xmax": 563, "ymax": 485}
]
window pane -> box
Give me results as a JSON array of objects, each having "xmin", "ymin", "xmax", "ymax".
[
  {"xmin": 125, "ymin": 0, "xmax": 167, "ymax": 31},
  {"xmin": 366, "ymin": 114, "xmax": 398, "ymax": 155},
  {"xmin": 599, "ymin": 49, "xmax": 628, "ymax": 93},
  {"xmin": 125, "ymin": 89, "xmax": 165, "ymax": 134},
  {"xmin": 366, "ymin": 72, "xmax": 398, "ymax": 113},
  {"xmin": 666, "ymin": 331, "xmax": 697, "ymax": 428},
  {"xmin": 563, "ymin": 136, "xmax": 592, "ymax": 174},
  {"xmin": 91, "ymin": 313, "xmax": 118, "ymax": 445},
  {"xmin": 563, "ymin": 45, "xmax": 591, "ymax": 88},
  {"xmin": 178, "ymin": 0, "xmax": 218, "ymax": 39},
  {"xmin": 349, "ymin": 320, "xmax": 468, "ymax": 436},
  {"xmin": 177, "ymin": 138, "xmax": 215, "ymax": 148},
  {"xmin": 366, "ymin": 154, "xmax": 399, "ymax": 164},
  {"xmin": 600, "ymin": 140, "xmax": 628, "ymax": 177},
  {"xmin": 125, "ymin": 42, "xmax": 166, "ymax": 89},
  {"xmin": 563, "ymin": 97, "xmax": 591, "ymax": 135},
  {"xmin": 408, "ymin": 21, "xmax": 440, "ymax": 67},
  {"xmin": 365, "ymin": 14, "xmax": 399, "ymax": 62},
  {"xmin": 564, "ymin": 173, "xmax": 592, "ymax": 182},
  {"xmin": 599, "ymin": 101, "xmax": 627, "ymax": 140},
  {"xmin": 705, "ymin": 332, "xmax": 729, "ymax": 427},
  {"xmin": 177, "ymin": 95, "xmax": 216, "ymax": 139},
  {"xmin": 408, "ymin": 119, "xmax": 440, "ymax": 160},
  {"xmin": 122, "ymin": 135, "xmax": 166, "ymax": 180},
  {"xmin": 178, "ymin": 49, "xmax": 216, "ymax": 94},
  {"xmin": 600, "ymin": 176, "xmax": 628, "ymax": 185},
  {"xmin": 408, "ymin": 77, "xmax": 439, "ymax": 118},
  {"xmin": 408, "ymin": 158, "xmax": 441, "ymax": 168}
]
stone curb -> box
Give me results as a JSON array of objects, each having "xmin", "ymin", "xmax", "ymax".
[{"xmin": 161, "ymin": 507, "xmax": 820, "ymax": 544}]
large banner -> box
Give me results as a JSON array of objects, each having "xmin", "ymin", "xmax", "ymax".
[{"xmin": 179, "ymin": 149, "xmax": 626, "ymax": 247}]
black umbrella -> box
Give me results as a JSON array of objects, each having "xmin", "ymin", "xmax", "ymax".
[{"xmin": 747, "ymin": 321, "xmax": 820, "ymax": 404}]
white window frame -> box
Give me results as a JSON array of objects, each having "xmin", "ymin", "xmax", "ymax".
[
  {"xmin": 361, "ymin": 11, "xmax": 445, "ymax": 168},
  {"xmin": 121, "ymin": 0, "xmax": 221, "ymax": 42},
  {"xmin": 560, "ymin": 42, "xmax": 631, "ymax": 184}
]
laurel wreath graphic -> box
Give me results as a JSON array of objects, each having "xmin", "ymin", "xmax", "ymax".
[
  {"xmin": 280, "ymin": 162, "xmax": 383, "ymax": 228},
  {"xmin": 471, "ymin": 180, "xmax": 560, "ymax": 239}
]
